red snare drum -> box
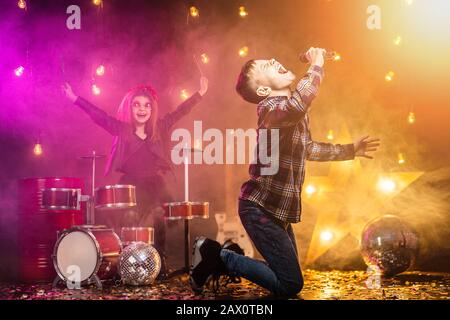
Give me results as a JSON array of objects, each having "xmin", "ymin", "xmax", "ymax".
[
  {"xmin": 121, "ymin": 227, "xmax": 154, "ymax": 247},
  {"xmin": 163, "ymin": 202, "xmax": 193, "ymax": 220},
  {"xmin": 191, "ymin": 201, "xmax": 209, "ymax": 219},
  {"xmin": 95, "ymin": 185, "xmax": 136, "ymax": 210},
  {"xmin": 53, "ymin": 225, "xmax": 122, "ymax": 284},
  {"xmin": 41, "ymin": 188, "xmax": 81, "ymax": 210}
]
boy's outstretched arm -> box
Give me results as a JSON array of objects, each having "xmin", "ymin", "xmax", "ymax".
[{"xmin": 306, "ymin": 135, "xmax": 380, "ymax": 161}]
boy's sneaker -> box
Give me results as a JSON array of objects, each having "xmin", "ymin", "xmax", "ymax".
[{"xmin": 189, "ymin": 237, "xmax": 226, "ymax": 293}]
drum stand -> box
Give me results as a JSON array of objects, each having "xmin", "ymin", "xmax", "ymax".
[
  {"xmin": 52, "ymin": 273, "xmax": 103, "ymax": 290},
  {"xmin": 167, "ymin": 145, "xmax": 200, "ymax": 278}
]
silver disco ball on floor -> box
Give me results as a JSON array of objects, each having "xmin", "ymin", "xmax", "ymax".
[
  {"xmin": 119, "ymin": 241, "xmax": 161, "ymax": 285},
  {"xmin": 361, "ymin": 215, "xmax": 419, "ymax": 277}
]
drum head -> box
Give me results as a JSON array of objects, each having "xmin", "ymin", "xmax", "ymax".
[{"xmin": 56, "ymin": 231, "xmax": 98, "ymax": 282}]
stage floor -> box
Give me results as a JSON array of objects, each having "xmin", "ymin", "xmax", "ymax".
[{"xmin": 1, "ymin": 270, "xmax": 449, "ymax": 300}]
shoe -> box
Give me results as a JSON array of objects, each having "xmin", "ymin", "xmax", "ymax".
[
  {"xmin": 213, "ymin": 239, "xmax": 244, "ymax": 289},
  {"xmin": 222, "ymin": 239, "xmax": 245, "ymax": 256},
  {"xmin": 189, "ymin": 237, "xmax": 226, "ymax": 293}
]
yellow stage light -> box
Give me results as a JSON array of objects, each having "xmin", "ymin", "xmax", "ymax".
[
  {"xmin": 92, "ymin": 0, "xmax": 102, "ymax": 6},
  {"xmin": 378, "ymin": 178, "xmax": 396, "ymax": 193},
  {"xmin": 239, "ymin": 6, "xmax": 248, "ymax": 17},
  {"xmin": 200, "ymin": 53, "xmax": 210, "ymax": 64},
  {"xmin": 327, "ymin": 129, "xmax": 334, "ymax": 140},
  {"xmin": 408, "ymin": 112, "xmax": 416, "ymax": 124},
  {"xmin": 239, "ymin": 46, "xmax": 249, "ymax": 57},
  {"xmin": 96, "ymin": 65, "xmax": 105, "ymax": 77},
  {"xmin": 398, "ymin": 153, "xmax": 405, "ymax": 165},
  {"xmin": 180, "ymin": 89, "xmax": 189, "ymax": 100},
  {"xmin": 385, "ymin": 71, "xmax": 395, "ymax": 82},
  {"xmin": 320, "ymin": 230, "xmax": 334, "ymax": 243},
  {"xmin": 190, "ymin": 6, "xmax": 199, "ymax": 18},
  {"xmin": 92, "ymin": 84, "xmax": 101, "ymax": 95}
]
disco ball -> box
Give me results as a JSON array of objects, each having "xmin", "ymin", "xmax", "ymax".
[
  {"xmin": 361, "ymin": 215, "xmax": 419, "ymax": 277},
  {"xmin": 119, "ymin": 241, "xmax": 161, "ymax": 285}
]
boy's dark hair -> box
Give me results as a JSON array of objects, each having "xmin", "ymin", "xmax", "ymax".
[{"xmin": 235, "ymin": 60, "xmax": 264, "ymax": 104}]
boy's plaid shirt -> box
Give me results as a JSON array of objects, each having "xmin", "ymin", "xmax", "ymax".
[{"xmin": 240, "ymin": 65, "xmax": 355, "ymax": 223}]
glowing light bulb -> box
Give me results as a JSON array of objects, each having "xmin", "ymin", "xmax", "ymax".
[
  {"xmin": 378, "ymin": 178, "xmax": 396, "ymax": 193},
  {"xmin": 200, "ymin": 53, "xmax": 210, "ymax": 64},
  {"xmin": 320, "ymin": 230, "xmax": 334, "ymax": 243},
  {"xmin": 14, "ymin": 66, "xmax": 25, "ymax": 77},
  {"xmin": 393, "ymin": 36, "xmax": 402, "ymax": 46},
  {"xmin": 92, "ymin": 0, "xmax": 102, "ymax": 6},
  {"xmin": 305, "ymin": 184, "xmax": 317, "ymax": 196},
  {"xmin": 327, "ymin": 129, "xmax": 334, "ymax": 140},
  {"xmin": 333, "ymin": 53, "xmax": 341, "ymax": 61},
  {"xmin": 190, "ymin": 6, "xmax": 199, "ymax": 17},
  {"xmin": 96, "ymin": 65, "xmax": 105, "ymax": 77},
  {"xmin": 18, "ymin": 0, "xmax": 27, "ymax": 10},
  {"xmin": 239, "ymin": 46, "xmax": 249, "ymax": 57},
  {"xmin": 180, "ymin": 89, "xmax": 189, "ymax": 100},
  {"xmin": 398, "ymin": 153, "xmax": 405, "ymax": 165},
  {"xmin": 385, "ymin": 71, "xmax": 395, "ymax": 82},
  {"xmin": 33, "ymin": 143, "xmax": 43, "ymax": 156},
  {"xmin": 408, "ymin": 112, "xmax": 415, "ymax": 124},
  {"xmin": 239, "ymin": 6, "xmax": 248, "ymax": 17},
  {"xmin": 92, "ymin": 84, "xmax": 101, "ymax": 95}
]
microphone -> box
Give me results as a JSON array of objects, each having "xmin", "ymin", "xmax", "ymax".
[{"xmin": 299, "ymin": 50, "xmax": 337, "ymax": 63}]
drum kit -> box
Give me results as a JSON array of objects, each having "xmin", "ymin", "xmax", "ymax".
[{"xmin": 29, "ymin": 147, "xmax": 209, "ymax": 288}]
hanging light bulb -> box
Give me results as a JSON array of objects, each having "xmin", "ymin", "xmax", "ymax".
[
  {"xmin": 398, "ymin": 153, "xmax": 405, "ymax": 165},
  {"xmin": 385, "ymin": 71, "xmax": 395, "ymax": 82},
  {"xmin": 18, "ymin": 0, "xmax": 27, "ymax": 10},
  {"xmin": 190, "ymin": 6, "xmax": 199, "ymax": 18},
  {"xmin": 96, "ymin": 65, "xmax": 105, "ymax": 77},
  {"xmin": 200, "ymin": 53, "xmax": 210, "ymax": 64},
  {"xmin": 305, "ymin": 184, "xmax": 317, "ymax": 196},
  {"xmin": 180, "ymin": 89, "xmax": 189, "ymax": 100},
  {"xmin": 393, "ymin": 36, "xmax": 402, "ymax": 46},
  {"xmin": 33, "ymin": 142, "xmax": 43, "ymax": 156},
  {"xmin": 333, "ymin": 53, "xmax": 341, "ymax": 61},
  {"xmin": 14, "ymin": 66, "xmax": 25, "ymax": 77},
  {"xmin": 239, "ymin": 6, "xmax": 248, "ymax": 17},
  {"xmin": 408, "ymin": 112, "xmax": 416, "ymax": 124},
  {"xmin": 92, "ymin": 84, "xmax": 101, "ymax": 95},
  {"xmin": 92, "ymin": 0, "xmax": 103, "ymax": 6},
  {"xmin": 327, "ymin": 129, "xmax": 334, "ymax": 140},
  {"xmin": 239, "ymin": 46, "xmax": 249, "ymax": 57}
]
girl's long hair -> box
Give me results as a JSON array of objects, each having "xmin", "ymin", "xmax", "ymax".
[{"xmin": 116, "ymin": 85, "xmax": 159, "ymax": 141}]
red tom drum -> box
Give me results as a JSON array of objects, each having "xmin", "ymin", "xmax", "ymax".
[
  {"xmin": 121, "ymin": 227, "xmax": 155, "ymax": 247},
  {"xmin": 95, "ymin": 185, "xmax": 137, "ymax": 210},
  {"xmin": 191, "ymin": 201, "xmax": 209, "ymax": 219},
  {"xmin": 163, "ymin": 202, "xmax": 193, "ymax": 220}
]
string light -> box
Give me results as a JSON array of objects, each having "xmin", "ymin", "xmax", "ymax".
[
  {"xmin": 200, "ymin": 53, "xmax": 210, "ymax": 64},
  {"xmin": 180, "ymin": 89, "xmax": 189, "ymax": 100},
  {"xmin": 393, "ymin": 35, "xmax": 402, "ymax": 46},
  {"xmin": 327, "ymin": 130, "xmax": 334, "ymax": 140},
  {"xmin": 239, "ymin": 6, "xmax": 248, "ymax": 17},
  {"xmin": 385, "ymin": 71, "xmax": 395, "ymax": 82},
  {"xmin": 96, "ymin": 65, "xmax": 105, "ymax": 77},
  {"xmin": 14, "ymin": 66, "xmax": 25, "ymax": 77},
  {"xmin": 320, "ymin": 230, "xmax": 334, "ymax": 243},
  {"xmin": 91, "ymin": 84, "xmax": 101, "ymax": 95},
  {"xmin": 378, "ymin": 178, "xmax": 396, "ymax": 193},
  {"xmin": 408, "ymin": 112, "xmax": 416, "ymax": 124},
  {"xmin": 18, "ymin": 0, "xmax": 27, "ymax": 10},
  {"xmin": 189, "ymin": 6, "xmax": 199, "ymax": 18},
  {"xmin": 92, "ymin": 0, "xmax": 103, "ymax": 6},
  {"xmin": 239, "ymin": 46, "xmax": 249, "ymax": 57},
  {"xmin": 398, "ymin": 153, "xmax": 405, "ymax": 165}
]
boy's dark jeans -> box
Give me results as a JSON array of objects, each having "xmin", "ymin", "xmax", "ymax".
[{"xmin": 220, "ymin": 199, "xmax": 303, "ymax": 296}]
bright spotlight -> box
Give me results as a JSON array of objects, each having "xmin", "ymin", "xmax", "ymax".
[
  {"xmin": 239, "ymin": 46, "xmax": 249, "ymax": 57},
  {"xmin": 320, "ymin": 230, "xmax": 334, "ymax": 243},
  {"xmin": 96, "ymin": 65, "xmax": 105, "ymax": 77},
  {"xmin": 305, "ymin": 184, "xmax": 317, "ymax": 196},
  {"xmin": 378, "ymin": 178, "xmax": 396, "ymax": 193},
  {"xmin": 91, "ymin": 84, "xmax": 101, "ymax": 95},
  {"xmin": 14, "ymin": 66, "xmax": 25, "ymax": 77}
]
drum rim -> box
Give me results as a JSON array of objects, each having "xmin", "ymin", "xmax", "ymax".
[
  {"xmin": 95, "ymin": 184, "xmax": 136, "ymax": 191},
  {"xmin": 190, "ymin": 201, "xmax": 210, "ymax": 206},
  {"xmin": 53, "ymin": 226, "xmax": 121, "ymax": 283},
  {"xmin": 95, "ymin": 202, "xmax": 137, "ymax": 209},
  {"xmin": 121, "ymin": 227, "xmax": 154, "ymax": 232},
  {"xmin": 42, "ymin": 188, "xmax": 82, "ymax": 192},
  {"xmin": 163, "ymin": 201, "xmax": 191, "ymax": 207}
]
